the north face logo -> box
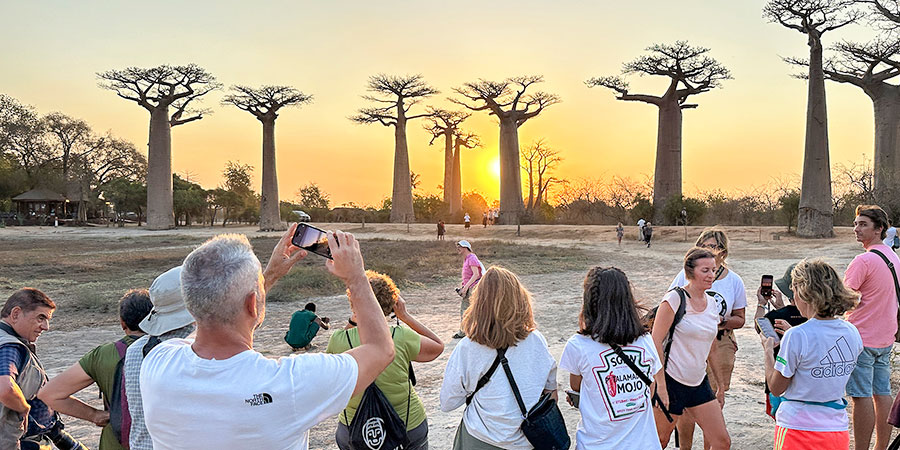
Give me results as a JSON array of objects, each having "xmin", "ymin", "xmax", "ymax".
[
  {"xmin": 362, "ymin": 417, "xmax": 385, "ymax": 450},
  {"xmin": 245, "ymin": 393, "xmax": 273, "ymax": 406}
]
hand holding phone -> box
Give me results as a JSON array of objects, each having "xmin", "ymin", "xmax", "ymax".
[
  {"xmin": 565, "ymin": 389, "xmax": 580, "ymax": 409},
  {"xmin": 760, "ymin": 275, "xmax": 774, "ymax": 299},
  {"xmin": 291, "ymin": 223, "xmax": 334, "ymax": 259},
  {"xmin": 756, "ymin": 317, "xmax": 780, "ymax": 344}
]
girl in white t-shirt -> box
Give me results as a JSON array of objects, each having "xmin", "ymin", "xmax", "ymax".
[
  {"xmin": 761, "ymin": 259, "xmax": 862, "ymax": 450},
  {"xmin": 652, "ymin": 247, "xmax": 731, "ymax": 449},
  {"xmin": 560, "ymin": 266, "xmax": 662, "ymax": 450}
]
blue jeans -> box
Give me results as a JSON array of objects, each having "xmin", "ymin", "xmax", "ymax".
[{"xmin": 846, "ymin": 345, "xmax": 893, "ymax": 397}]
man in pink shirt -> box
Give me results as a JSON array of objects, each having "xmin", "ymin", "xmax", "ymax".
[
  {"xmin": 844, "ymin": 204, "xmax": 900, "ymax": 450},
  {"xmin": 453, "ymin": 240, "xmax": 483, "ymax": 339}
]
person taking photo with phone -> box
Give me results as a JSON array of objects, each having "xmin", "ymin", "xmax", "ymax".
[
  {"xmin": 760, "ymin": 259, "xmax": 862, "ymax": 450},
  {"xmin": 560, "ymin": 266, "xmax": 662, "ymax": 450}
]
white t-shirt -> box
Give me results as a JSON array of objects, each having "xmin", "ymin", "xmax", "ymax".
[
  {"xmin": 884, "ymin": 227, "xmax": 898, "ymax": 248},
  {"xmin": 440, "ymin": 331, "xmax": 558, "ymax": 450},
  {"xmin": 559, "ymin": 334, "xmax": 662, "ymax": 450},
  {"xmin": 637, "ymin": 219, "xmax": 646, "ymax": 228},
  {"xmin": 774, "ymin": 318, "xmax": 863, "ymax": 432},
  {"xmin": 661, "ymin": 290, "xmax": 719, "ymax": 386},
  {"xmin": 141, "ymin": 339, "xmax": 358, "ymax": 450},
  {"xmin": 669, "ymin": 269, "xmax": 747, "ymax": 321}
]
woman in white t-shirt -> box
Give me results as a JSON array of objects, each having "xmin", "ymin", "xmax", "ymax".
[
  {"xmin": 560, "ymin": 266, "xmax": 662, "ymax": 450},
  {"xmin": 668, "ymin": 228, "xmax": 746, "ymax": 448},
  {"xmin": 440, "ymin": 266, "xmax": 558, "ymax": 450},
  {"xmin": 652, "ymin": 247, "xmax": 731, "ymax": 449},
  {"xmin": 761, "ymin": 259, "xmax": 862, "ymax": 450}
]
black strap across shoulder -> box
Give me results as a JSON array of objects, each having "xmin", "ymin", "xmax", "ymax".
[
  {"xmin": 465, "ymin": 348, "xmax": 506, "ymax": 406},
  {"xmin": 870, "ymin": 249, "xmax": 900, "ymax": 307},
  {"xmin": 610, "ymin": 343, "xmax": 672, "ymax": 422},
  {"xmin": 498, "ymin": 350, "xmax": 529, "ymax": 417},
  {"xmin": 663, "ymin": 287, "xmax": 689, "ymax": 370},
  {"xmin": 344, "ymin": 327, "xmax": 413, "ymax": 424}
]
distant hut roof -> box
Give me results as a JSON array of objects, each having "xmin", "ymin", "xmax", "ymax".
[{"xmin": 12, "ymin": 189, "xmax": 67, "ymax": 202}]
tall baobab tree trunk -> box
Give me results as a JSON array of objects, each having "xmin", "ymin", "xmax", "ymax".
[
  {"xmin": 259, "ymin": 118, "xmax": 285, "ymax": 231},
  {"xmin": 147, "ymin": 107, "xmax": 175, "ymax": 230},
  {"xmin": 653, "ymin": 101, "xmax": 683, "ymax": 224},
  {"xmin": 499, "ymin": 117, "xmax": 524, "ymax": 224},
  {"xmin": 450, "ymin": 139, "xmax": 463, "ymax": 214},
  {"xmin": 390, "ymin": 117, "xmax": 414, "ymax": 223},
  {"xmin": 798, "ymin": 35, "xmax": 834, "ymax": 238},
  {"xmin": 443, "ymin": 131, "xmax": 453, "ymax": 204},
  {"xmin": 872, "ymin": 87, "xmax": 900, "ymax": 198}
]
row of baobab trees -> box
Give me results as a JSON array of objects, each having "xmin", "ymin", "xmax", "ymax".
[{"xmin": 97, "ymin": 0, "xmax": 900, "ymax": 237}]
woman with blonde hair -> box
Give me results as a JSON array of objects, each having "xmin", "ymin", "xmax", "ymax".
[
  {"xmin": 440, "ymin": 266, "xmax": 559, "ymax": 449},
  {"xmin": 327, "ymin": 270, "xmax": 445, "ymax": 450},
  {"xmin": 761, "ymin": 259, "xmax": 862, "ymax": 450}
]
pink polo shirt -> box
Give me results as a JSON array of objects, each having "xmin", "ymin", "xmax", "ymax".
[
  {"xmin": 845, "ymin": 243, "xmax": 900, "ymax": 348},
  {"xmin": 461, "ymin": 253, "xmax": 482, "ymax": 286}
]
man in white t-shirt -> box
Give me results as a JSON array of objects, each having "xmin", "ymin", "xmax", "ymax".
[
  {"xmin": 637, "ymin": 218, "xmax": 646, "ymax": 242},
  {"xmin": 883, "ymin": 225, "xmax": 898, "ymax": 249},
  {"xmin": 140, "ymin": 225, "xmax": 396, "ymax": 450}
]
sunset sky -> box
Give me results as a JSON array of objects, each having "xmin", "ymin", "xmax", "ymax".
[{"xmin": 0, "ymin": 1, "xmax": 881, "ymax": 207}]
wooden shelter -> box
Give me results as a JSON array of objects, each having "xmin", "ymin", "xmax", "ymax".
[{"xmin": 11, "ymin": 188, "xmax": 69, "ymax": 218}]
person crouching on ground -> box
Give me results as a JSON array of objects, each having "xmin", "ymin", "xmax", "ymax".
[
  {"xmin": 140, "ymin": 227, "xmax": 395, "ymax": 449},
  {"xmin": 440, "ymin": 266, "xmax": 559, "ymax": 449},
  {"xmin": 284, "ymin": 303, "xmax": 330, "ymax": 351},
  {"xmin": 39, "ymin": 290, "xmax": 152, "ymax": 450},
  {"xmin": 453, "ymin": 240, "xmax": 483, "ymax": 339},
  {"xmin": 652, "ymin": 247, "xmax": 731, "ymax": 449},
  {"xmin": 326, "ymin": 271, "xmax": 444, "ymax": 450},
  {"xmin": 760, "ymin": 259, "xmax": 862, "ymax": 450},
  {"xmin": 560, "ymin": 266, "xmax": 663, "ymax": 450}
]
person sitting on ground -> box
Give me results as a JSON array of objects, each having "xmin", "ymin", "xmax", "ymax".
[
  {"xmin": 560, "ymin": 266, "xmax": 662, "ymax": 450},
  {"xmin": 760, "ymin": 259, "xmax": 862, "ymax": 450},
  {"xmin": 440, "ymin": 266, "xmax": 558, "ymax": 449},
  {"xmin": 326, "ymin": 271, "xmax": 444, "ymax": 450},
  {"xmin": 140, "ymin": 226, "xmax": 395, "ymax": 449},
  {"xmin": 284, "ymin": 303, "xmax": 330, "ymax": 351},
  {"xmin": 651, "ymin": 247, "xmax": 731, "ymax": 449},
  {"xmin": 0, "ymin": 288, "xmax": 86, "ymax": 450},
  {"xmin": 39, "ymin": 290, "xmax": 153, "ymax": 450}
]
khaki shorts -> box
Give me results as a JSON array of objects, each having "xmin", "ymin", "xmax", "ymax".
[{"xmin": 707, "ymin": 329, "xmax": 737, "ymax": 392}]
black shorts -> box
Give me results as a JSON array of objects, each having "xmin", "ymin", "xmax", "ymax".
[{"xmin": 664, "ymin": 373, "xmax": 716, "ymax": 415}]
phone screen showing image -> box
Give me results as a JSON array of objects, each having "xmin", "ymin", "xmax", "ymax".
[
  {"xmin": 760, "ymin": 275, "xmax": 774, "ymax": 298},
  {"xmin": 291, "ymin": 223, "xmax": 333, "ymax": 259},
  {"xmin": 755, "ymin": 317, "xmax": 780, "ymax": 344}
]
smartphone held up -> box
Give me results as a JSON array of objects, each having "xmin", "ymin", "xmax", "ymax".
[
  {"xmin": 291, "ymin": 223, "xmax": 334, "ymax": 260},
  {"xmin": 760, "ymin": 274, "xmax": 774, "ymax": 299}
]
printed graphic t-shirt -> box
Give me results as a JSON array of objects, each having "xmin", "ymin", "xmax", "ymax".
[
  {"xmin": 79, "ymin": 335, "xmax": 138, "ymax": 450},
  {"xmin": 141, "ymin": 339, "xmax": 358, "ymax": 450},
  {"xmin": 774, "ymin": 318, "xmax": 862, "ymax": 432},
  {"xmin": 559, "ymin": 333, "xmax": 662, "ymax": 450},
  {"xmin": 661, "ymin": 289, "xmax": 719, "ymax": 386},
  {"xmin": 670, "ymin": 269, "xmax": 748, "ymax": 321},
  {"xmin": 845, "ymin": 243, "xmax": 900, "ymax": 348}
]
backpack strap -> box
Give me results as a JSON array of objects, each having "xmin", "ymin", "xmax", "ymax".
[
  {"xmin": 498, "ymin": 349, "xmax": 528, "ymax": 417},
  {"xmin": 142, "ymin": 335, "xmax": 163, "ymax": 358},
  {"xmin": 662, "ymin": 287, "xmax": 689, "ymax": 370},
  {"xmin": 870, "ymin": 249, "xmax": 900, "ymax": 308},
  {"xmin": 610, "ymin": 343, "xmax": 673, "ymax": 423},
  {"xmin": 465, "ymin": 348, "xmax": 506, "ymax": 406}
]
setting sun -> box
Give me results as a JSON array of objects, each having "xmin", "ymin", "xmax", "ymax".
[{"xmin": 490, "ymin": 157, "xmax": 500, "ymax": 180}]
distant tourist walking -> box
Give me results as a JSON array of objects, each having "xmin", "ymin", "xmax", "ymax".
[
  {"xmin": 884, "ymin": 223, "xmax": 899, "ymax": 250},
  {"xmin": 616, "ymin": 222, "xmax": 624, "ymax": 246},
  {"xmin": 760, "ymin": 259, "xmax": 862, "ymax": 450},
  {"xmin": 326, "ymin": 271, "xmax": 444, "ymax": 450},
  {"xmin": 637, "ymin": 218, "xmax": 646, "ymax": 242},
  {"xmin": 483, "ymin": 212, "xmax": 488, "ymax": 228},
  {"xmin": 560, "ymin": 266, "xmax": 662, "ymax": 450},
  {"xmin": 643, "ymin": 222, "xmax": 653, "ymax": 247},
  {"xmin": 440, "ymin": 266, "xmax": 559, "ymax": 449},
  {"xmin": 437, "ymin": 220, "xmax": 445, "ymax": 241},
  {"xmin": 284, "ymin": 303, "xmax": 330, "ymax": 351},
  {"xmin": 453, "ymin": 240, "xmax": 483, "ymax": 339},
  {"xmin": 844, "ymin": 205, "xmax": 900, "ymax": 450},
  {"xmin": 464, "ymin": 213, "xmax": 471, "ymax": 229}
]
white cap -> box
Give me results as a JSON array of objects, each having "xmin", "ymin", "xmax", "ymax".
[{"xmin": 457, "ymin": 240, "xmax": 472, "ymax": 250}]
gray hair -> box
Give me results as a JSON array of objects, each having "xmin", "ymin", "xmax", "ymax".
[{"xmin": 181, "ymin": 234, "xmax": 262, "ymax": 325}]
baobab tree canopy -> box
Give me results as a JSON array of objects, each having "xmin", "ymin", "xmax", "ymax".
[
  {"xmin": 351, "ymin": 74, "xmax": 438, "ymax": 223},
  {"xmin": 452, "ymin": 75, "xmax": 559, "ymax": 224},
  {"xmin": 223, "ymin": 85, "xmax": 313, "ymax": 231},
  {"xmin": 97, "ymin": 64, "xmax": 220, "ymax": 230},
  {"xmin": 587, "ymin": 41, "xmax": 731, "ymax": 224},
  {"xmin": 425, "ymin": 108, "xmax": 470, "ymax": 204}
]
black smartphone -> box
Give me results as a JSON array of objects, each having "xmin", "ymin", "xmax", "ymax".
[
  {"xmin": 291, "ymin": 223, "xmax": 333, "ymax": 259},
  {"xmin": 565, "ymin": 389, "xmax": 580, "ymax": 409},
  {"xmin": 756, "ymin": 317, "xmax": 781, "ymax": 344},
  {"xmin": 760, "ymin": 274, "xmax": 774, "ymax": 298}
]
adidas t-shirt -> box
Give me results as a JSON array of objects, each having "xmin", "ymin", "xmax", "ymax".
[
  {"xmin": 559, "ymin": 333, "xmax": 662, "ymax": 450},
  {"xmin": 669, "ymin": 269, "xmax": 747, "ymax": 321},
  {"xmin": 774, "ymin": 318, "xmax": 862, "ymax": 432},
  {"xmin": 141, "ymin": 339, "xmax": 358, "ymax": 450}
]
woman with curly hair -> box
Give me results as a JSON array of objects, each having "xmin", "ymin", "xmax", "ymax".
[
  {"xmin": 440, "ymin": 266, "xmax": 558, "ymax": 449},
  {"xmin": 327, "ymin": 270, "xmax": 445, "ymax": 450},
  {"xmin": 761, "ymin": 259, "xmax": 862, "ymax": 450}
]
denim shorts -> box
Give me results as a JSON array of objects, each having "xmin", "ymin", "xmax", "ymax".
[{"xmin": 846, "ymin": 345, "xmax": 893, "ymax": 397}]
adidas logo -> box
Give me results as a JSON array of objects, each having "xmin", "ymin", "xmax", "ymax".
[
  {"xmin": 811, "ymin": 337, "xmax": 856, "ymax": 379},
  {"xmin": 245, "ymin": 393, "xmax": 273, "ymax": 406}
]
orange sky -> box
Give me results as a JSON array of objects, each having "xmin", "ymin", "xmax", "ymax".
[{"xmin": 0, "ymin": 1, "xmax": 882, "ymax": 207}]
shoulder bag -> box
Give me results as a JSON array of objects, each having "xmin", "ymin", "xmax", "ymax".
[{"xmin": 498, "ymin": 349, "xmax": 570, "ymax": 450}]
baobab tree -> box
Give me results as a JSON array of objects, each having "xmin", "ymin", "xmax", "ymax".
[
  {"xmin": 98, "ymin": 64, "xmax": 220, "ymax": 230},
  {"xmin": 425, "ymin": 108, "xmax": 470, "ymax": 204},
  {"xmin": 452, "ymin": 76, "xmax": 559, "ymax": 224},
  {"xmin": 449, "ymin": 130, "xmax": 480, "ymax": 215},
  {"xmin": 351, "ymin": 74, "xmax": 438, "ymax": 223},
  {"xmin": 521, "ymin": 139, "xmax": 563, "ymax": 212},
  {"xmin": 587, "ymin": 42, "xmax": 731, "ymax": 224},
  {"xmin": 223, "ymin": 85, "xmax": 313, "ymax": 231},
  {"xmin": 764, "ymin": 0, "xmax": 861, "ymax": 237}
]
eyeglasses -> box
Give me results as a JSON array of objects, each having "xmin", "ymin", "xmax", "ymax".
[{"xmin": 700, "ymin": 243, "xmax": 723, "ymax": 250}]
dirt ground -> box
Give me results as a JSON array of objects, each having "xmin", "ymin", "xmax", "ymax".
[{"xmin": 2, "ymin": 223, "xmax": 898, "ymax": 449}]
